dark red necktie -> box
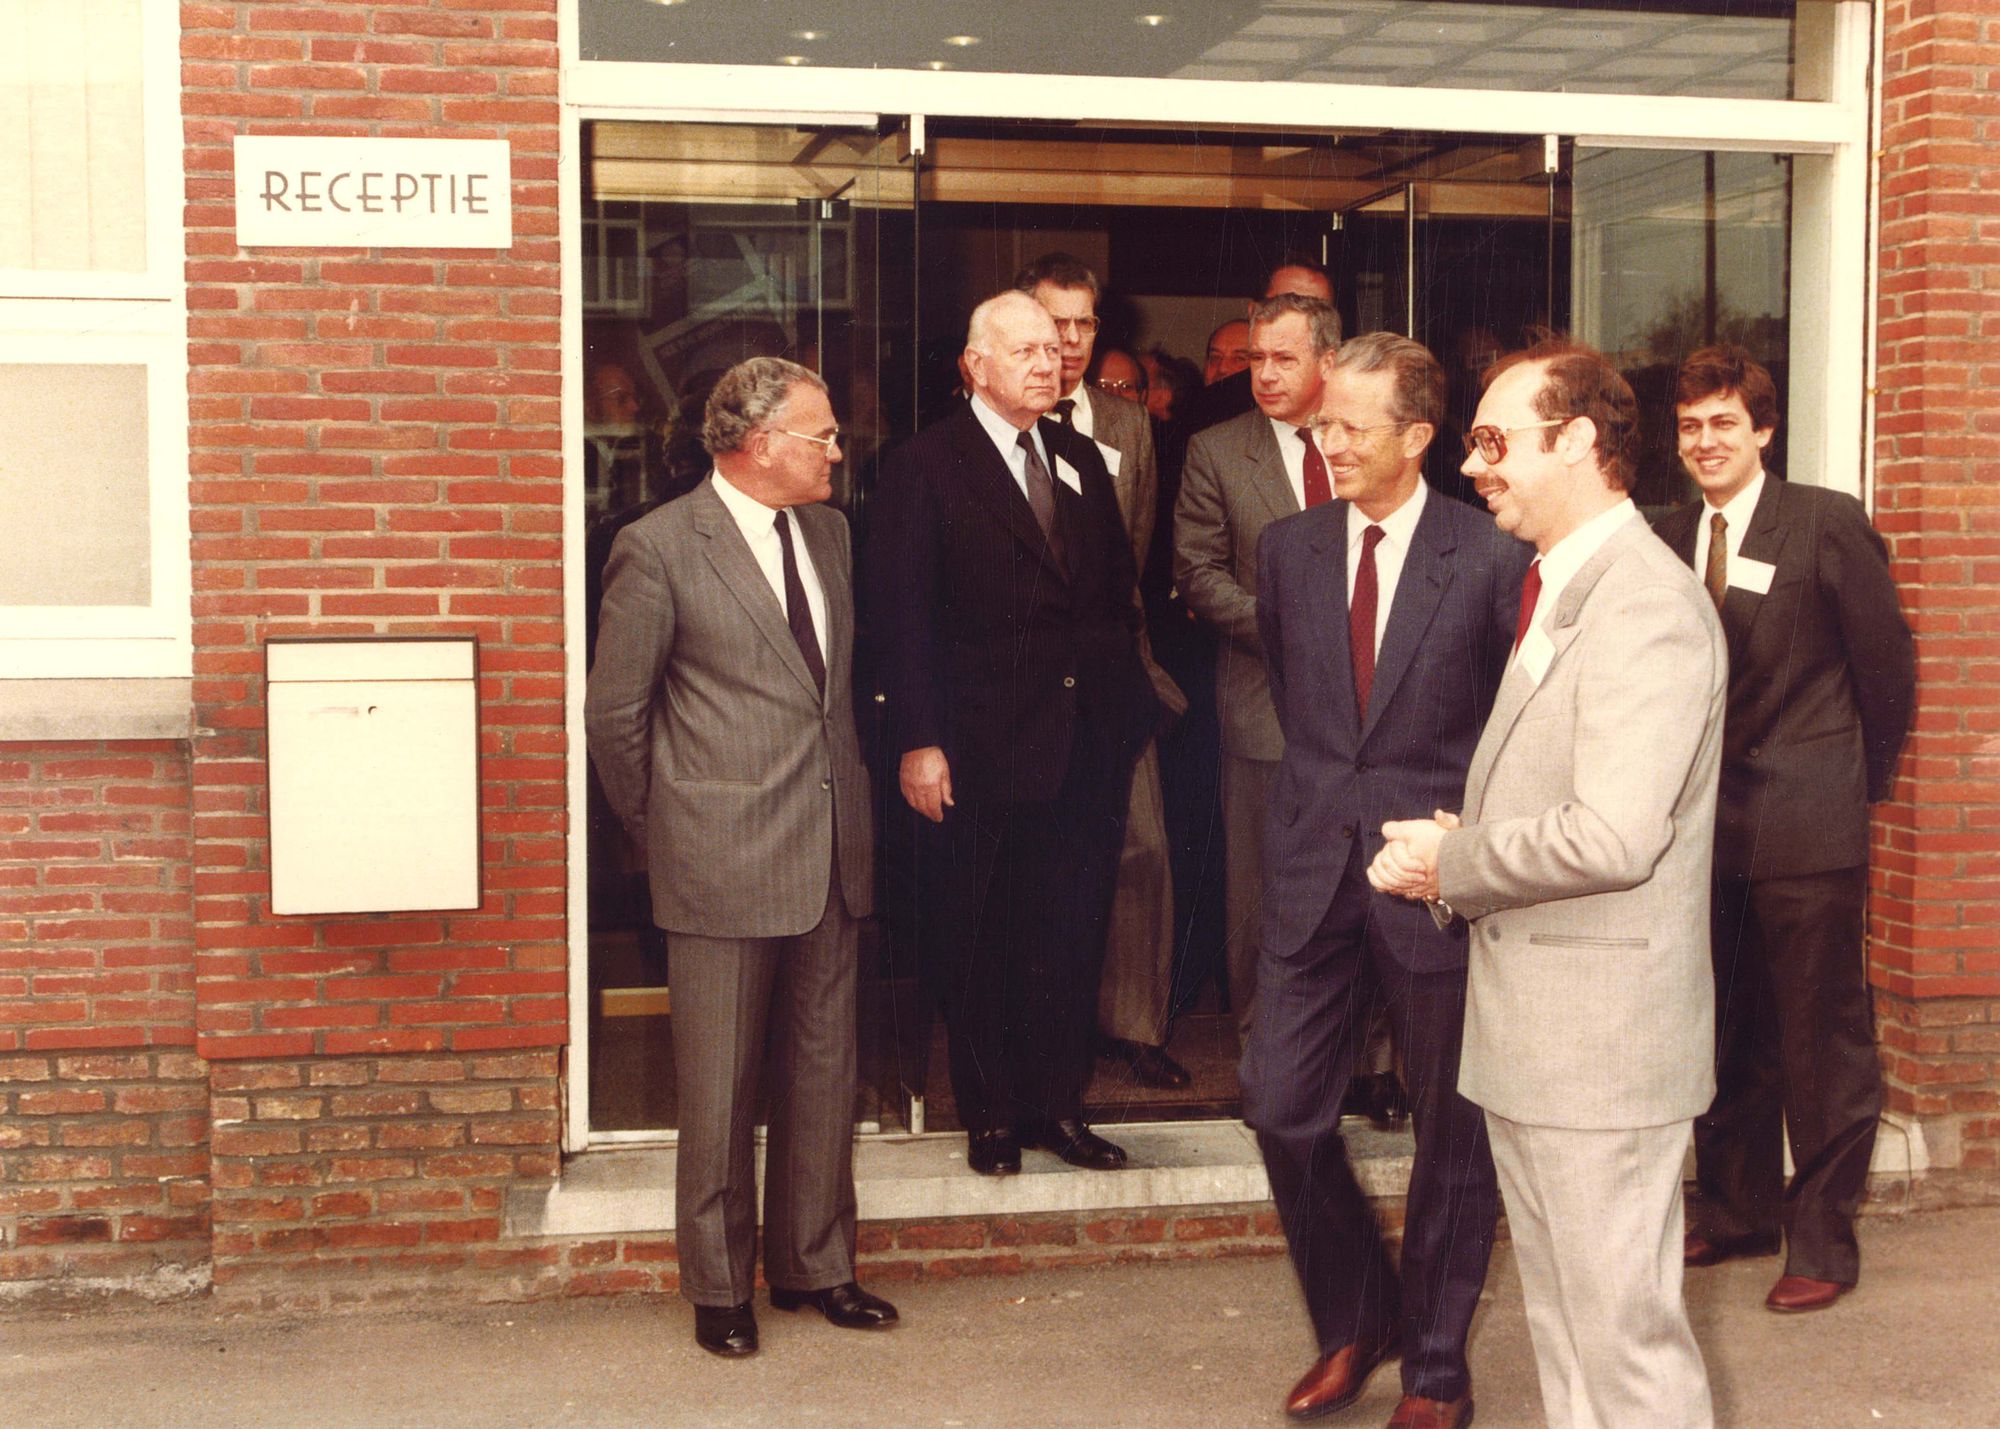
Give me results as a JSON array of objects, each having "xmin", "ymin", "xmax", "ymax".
[
  {"xmin": 1351, "ymin": 524, "xmax": 1385, "ymax": 718},
  {"xmin": 1296, "ymin": 427, "xmax": 1332, "ymax": 508},
  {"xmin": 1513, "ymin": 558, "xmax": 1543, "ymax": 655}
]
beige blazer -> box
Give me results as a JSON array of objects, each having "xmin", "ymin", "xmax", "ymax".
[
  {"xmin": 584, "ymin": 477, "xmax": 874, "ymax": 939},
  {"xmin": 1172, "ymin": 407, "xmax": 1298, "ymax": 760},
  {"xmin": 1087, "ymin": 386, "xmax": 1184, "ymax": 716},
  {"xmin": 1439, "ymin": 515, "xmax": 1725, "ymax": 1131}
]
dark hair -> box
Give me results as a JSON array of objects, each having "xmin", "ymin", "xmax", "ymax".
[
  {"xmin": 1332, "ymin": 331, "xmax": 1445, "ymax": 431},
  {"xmin": 1484, "ymin": 335, "xmax": 1639, "ymax": 492},
  {"xmin": 1012, "ymin": 251, "xmax": 1101, "ymax": 303},
  {"xmin": 1675, "ymin": 343, "xmax": 1779, "ymax": 432},
  {"xmin": 1249, "ymin": 293, "xmax": 1343, "ymax": 358}
]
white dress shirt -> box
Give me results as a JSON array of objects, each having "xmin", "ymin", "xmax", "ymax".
[
  {"xmin": 1269, "ymin": 415, "xmax": 1313, "ymax": 511},
  {"xmin": 970, "ymin": 392, "xmax": 1050, "ymax": 503},
  {"xmin": 1346, "ymin": 478, "xmax": 1429, "ymax": 658},
  {"xmin": 1692, "ymin": 468, "xmax": 1766, "ymax": 582},
  {"xmin": 1059, "ymin": 381, "xmax": 1095, "ymax": 439},
  {"xmin": 1520, "ymin": 496, "xmax": 1640, "ymax": 658},
  {"xmin": 711, "ymin": 469, "xmax": 827, "ymax": 655}
]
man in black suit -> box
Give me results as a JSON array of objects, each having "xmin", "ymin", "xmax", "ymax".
[
  {"xmin": 1244, "ymin": 334, "xmax": 1524, "ymax": 1427},
  {"xmin": 1657, "ymin": 345, "xmax": 1915, "ymax": 1315},
  {"xmin": 869, "ymin": 291, "xmax": 1161, "ymax": 1177}
]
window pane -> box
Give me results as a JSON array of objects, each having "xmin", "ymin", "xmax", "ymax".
[
  {"xmin": 0, "ymin": 363, "xmax": 150, "ymax": 605},
  {"xmin": 581, "ymin": 0, "xmax": 1798, "ymax": 101},
  {"xmin": 0, "ymin": 0, "xmax": 147, "ymax": 273}
]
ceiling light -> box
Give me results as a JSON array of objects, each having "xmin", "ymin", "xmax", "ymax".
[
  {"xmin": 945, "ymin": 35, "xmax": 981, "ymax": 47},
  {"xmin": 1136, "ymin": 14, "xmax": 1171, "ymax": 26},
  {"xmin": 792, "ymin": 30, "xmax": 824, "ymax": 41},
  {"xmin": 779, "ymin": 54, "xmax": 809, "ymax": 65},
  {"xmin": 645, "ymin": 0, "xmax": 687, "ymax": 7},
  {"xmin": 926, "ymin": 60, "xmax": 954, "ymax": 70}
]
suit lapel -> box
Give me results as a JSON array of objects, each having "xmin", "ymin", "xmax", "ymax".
[
  {"xmin": 1720, "ymin": 474, "xmax": 1790, "ymax": 647},
  {"xmin": 1306, "ymin": 510, "xmax": 1362, "ymax": 741},
  {"xmin": 1244, "ymin": 415, "xmax": 1302, "ymax": 524},
  {"xmin": 954, "ymin": 403, "xmax": 1068, "ymax": 582},
  {"xmin": 796, "ymin": 506, "xmax": 845, "ymax": 703},
  {"xmin": 1361, "ymin": 493, "xmax": 1454, "ymax": 745},
  {"xmin": 689, "ymin": 480, "xmax": 822, "ymax": 703}
]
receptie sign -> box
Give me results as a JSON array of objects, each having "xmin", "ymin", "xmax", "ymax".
[{"xmin": 233, "ymin": 136, "xmax": 513, "ymax": 250}]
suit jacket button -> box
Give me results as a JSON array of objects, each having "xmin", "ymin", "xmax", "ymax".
[
  {"xmin": 1341, "ymin": 824, "xmax": 1355, "ymax": 839},
  {"xmin": 873, "ymin": 692, "xmax": 886, "ymax": 704},
  {"xmin": 1062, "ymin": 676, "xmax": 1076, "ymax": 688},
  {"xmin": 821, "ymin": 778, "xmax": 832, "ymax": 790},
  {"xmin": 1355, "ymin": 760, "xmax": 1370, "ymax": 773},
  {"xmin": 1748, "ymin": 745, "xmax": 1761, "ymax": 759}
]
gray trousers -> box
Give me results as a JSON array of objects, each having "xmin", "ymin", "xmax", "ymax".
[
  {"xmin": 1098, "ymin": 738, "xmax": 1175, "ymax": 1047},
  {"xmin": 668, "ymin": 878, "xmax": 858, "ymax": 1307}
]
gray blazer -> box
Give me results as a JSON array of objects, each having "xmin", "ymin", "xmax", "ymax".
[
  {"xmin": 584, "ymin": 477, "xmax": 874, "ymax": 939},
  {"xmin": 1173, "ymin": 407, "xmax": 1299, "ymax": 760},
  {"xmin": 1439, "ymin": 515, "xmax": 1725, "ymax": 1131},
  {"xmin": 1087, "ymin": 386, "xmax": 1184, "ymax": 715}
]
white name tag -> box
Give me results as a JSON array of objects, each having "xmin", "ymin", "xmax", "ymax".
[
  {"xmin": 1053, "ymin": 454, "xmax": 1084, "ymax": 494},
  {"xmin": 1729, "ymin": 556, "xmax": 1777, "ymax": 595},
  {"xmin": 1094, "ymin": 439, "xmax": 1123, "ymax": 478},
  {"xmin": 1517, "ymin": 627, "xmax": 1556, "ymax": 685}
]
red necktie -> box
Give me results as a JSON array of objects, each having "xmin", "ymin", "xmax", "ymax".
[
  {"xmin": 1297, "ymin": 427, "xmax": 1332, "ymax": 508},
  {"xmin": 1351, "ymin": 524, "xmax": 1385, "ymax": 717},
  {"xmin": 1513, "ymin": 558, "xmax": 1543, "ymax": 655}
]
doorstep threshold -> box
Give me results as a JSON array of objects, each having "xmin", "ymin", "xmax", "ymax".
[{"xmin": 506, "ymin": 1119, "xmax": 1417, "ymax": 1240}]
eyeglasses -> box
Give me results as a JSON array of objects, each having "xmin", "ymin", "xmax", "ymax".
[
  {"xmin": 1310, "ymin": 417, "xmax": 1410, "ymax": 444},
  {"xmin": 1094, "ymin": 377, "xmax": 1143, "ymax": 395},
  {"xmin": 771, "ymin": 427, "xmax": 842, "ymax": 454},
  {"xmin": 1463, "ymin": 417, "xmax": 1569, "ymax": 465},
  {"xmin": 1052, "ymin": 316, "xmax": 1101, "ymax": 337}
]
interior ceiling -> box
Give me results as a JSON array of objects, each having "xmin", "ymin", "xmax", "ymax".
[
  {"xmin": 582, "ymin": 0, "xmax": 1793, "ymax": 101},
  {"xmin": 587, "ymin": 121, "xmax": 1557, "ymax": 219}
]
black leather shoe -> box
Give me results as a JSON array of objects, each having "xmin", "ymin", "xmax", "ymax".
[
  {"xmin": 1037, "ymin": 1118, "xmax": 1128, "ymax": 1170},
  {"xmin": 693, "ymin": 1301, "xmax": 757, "ymax": 1357},
  {"xmin": 1365, "ymin": 1072, "xmax": 1410, "ymax": 1132},
  {"xmin": 967, "ymin": 1129, "xmax": 1020, "ymax": 1176},
  {"xmin": 1101, "ymin": 1037, "xmax": 1194, "ymax": 1090},
  {"xmin": 770, "ymin": 1280, "xmax": 899, "ymax": 1329},
  {"xmin": 1684, "ymin": 1231, "xmax": 1782, "ymax": 1267}
]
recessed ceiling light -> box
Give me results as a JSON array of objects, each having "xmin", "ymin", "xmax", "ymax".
[
  {"xmin": 645, "ymin": 0, "xmax": 687, "ymax": 7},
  {"xmin": 1136, "ymin": 14, "xmax": 1171, "ymax": 26},
  {"xmin": 945, "ymin": 35, "xmax": 981, "ymax": 47},
  {"xmin": 792, "ymin": 29, "xmax": 824, "ymax": 41},
  {"xmin": 779, "ymin": 54, "xmax": 809, "ymax": 65},
  {"xmin": 926, "ymin": 60, "xmax": 954, "ymax": 70}
]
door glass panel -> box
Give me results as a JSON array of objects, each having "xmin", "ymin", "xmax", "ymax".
[
  {"xmin": 1570, "ymin": 146, "xmax": 1792, "ymax": 508},
  {"xmin": 581, "ymin": 120, "xmax": 917, "ymax": 1135}
]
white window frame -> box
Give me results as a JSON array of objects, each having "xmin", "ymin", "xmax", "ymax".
[
  {"xmin": 0, "ymin": 2, "xmax": 189, "ymax": 681},
  {"xmin": 557, "ymin": 1, "xmax": 1879, "ymax": 1151}
]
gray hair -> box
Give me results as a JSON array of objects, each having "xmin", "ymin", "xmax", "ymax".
[
  {"xmin": 1249, "ymin": 293, "xmax": 1343, "ymax": 358},
  {"xmin": 1330, "ymin": 331, "xmax": 1446, "ymax": 431},
  {"xmin": 1012, "ymin": 251, "xmax": 1101, "ymax": 303},
  {"xmin": 701, "ymin": 357, "xmax": 827, "ymax": 457},
  {"xmin": 966, "ymin": 290, "xmax": 1051, "ymax": 356}
]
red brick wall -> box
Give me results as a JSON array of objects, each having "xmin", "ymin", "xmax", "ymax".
[
  {"xmin": 0, "ymin": 743, "xmax": 205, "ymax": 1294},
  {"xmin": 1872, "ymin": 0, "xmax": 2000, "ymax": 1177}
]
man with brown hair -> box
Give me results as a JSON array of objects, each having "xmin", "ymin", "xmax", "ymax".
[{"xmin": 1656, "ymin": 344, "xmax": 1915, "ymax": 1314}]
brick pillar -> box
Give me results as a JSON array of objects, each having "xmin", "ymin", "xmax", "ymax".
[
  {"xmin": 1872, "ymin": 0, "xmax": 2000, "ymax": 1185},
  {"xmin": 180, "ymin": 1, "xmax": 566, "ymax": 1294}
]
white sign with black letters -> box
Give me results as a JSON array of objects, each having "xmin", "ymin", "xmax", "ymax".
[{"xmin": 233, "ymin": 136, "xmax": 512, "ymax": 249}]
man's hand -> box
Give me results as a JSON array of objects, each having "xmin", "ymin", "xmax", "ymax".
[
  {"xmin": 899, "ymin": 746, "xmax": 954, "ymax": 823},
  {"xmin": 1367, "ymin": 810, "xmax": 1457, "ymax": 901}
]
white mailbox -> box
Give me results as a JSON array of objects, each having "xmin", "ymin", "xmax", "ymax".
[{"xmin": 266, "ymin": 637, "xmax": 481, "ymax": 916}]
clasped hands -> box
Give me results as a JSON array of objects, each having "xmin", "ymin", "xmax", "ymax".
[{"xmin": 1366, "ymin": 809, "xmax": 1461, "ymax": 903}]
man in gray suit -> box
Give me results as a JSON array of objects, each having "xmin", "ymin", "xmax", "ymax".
[
  {"xmin": 1174, "ymin": 291, "xmax": 1340, "ymax": 1040},
  {"xmin": 1016, "ymin": 253, "xmax": 1191, "ymax": 1091},
  {"xmin": 1372, "ymin": 339, "xmax": 1726, "ymax": 1428},
  {"xmin": 585, "ymin": 357, "xmax": 895, "ymax": 1358}
]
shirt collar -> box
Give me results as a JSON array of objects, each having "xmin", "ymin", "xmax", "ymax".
[
  {"xmin": 1701, "ymin": 468, "xmax": 1766, "ymax": 524},
  {"xmin": 711, "ymin": 468, "xmax": 780, "ymax": 537},
  {"xmin": 1347, "ymin": 477, "xmax": 1427, "ymax": 552},
  {"xmin": 970, "ymin": 391, "xmax": 1037, "ymax": 459},
  {"xmin": 1538, "ymin": 496, "xmax": 1638, "ymax": 597}
]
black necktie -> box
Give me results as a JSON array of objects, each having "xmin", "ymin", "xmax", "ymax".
[
  {"xmin": 773, "ymin": 510, "xmax": 825, "ymax": 694},
  {"xmin": 1017, "ymin": 429, "xmax": 1067, "ymax": 568},
  {"xmin": 1053, "ymin": 398, "xmax": 1077, "ymax": 427}
]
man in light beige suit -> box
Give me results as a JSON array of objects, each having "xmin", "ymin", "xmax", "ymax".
[
  {"xmin": 1017, "ymin": 254, "xmax": 1192, "ymax": 1090},
  {"xmin": 585, "ymin": 357, "xmax": 894, "ymax": 1359},
  {"xmin": 1371, "ymin": 339, "xmax": 1726, "ymax": 1429},
  {"xmin": 1174, "ymin": 290, "xmax": 1340, "ymax": 1039}
]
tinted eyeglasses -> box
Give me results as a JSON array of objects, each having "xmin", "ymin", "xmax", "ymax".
[{"xmin": 1463, "ymin": 417, "xmax": 1569, "ymax": 465}]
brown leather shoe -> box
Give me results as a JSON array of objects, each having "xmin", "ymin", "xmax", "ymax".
[
  {"xmin": 1684, "ymin": 1231, "xmax": 1781, "ymax": 1267},
  {"xmin": 1765, "ymin": 1273, "xmax": 1852, "ymax": 1313},
  {"xmin": 1284, "ymin": 1332, "xmax": 1400, "ymax": 1420},
  {"xmin": 1386, "ymin": 1393, "xmax": 1474, "ymax": 1429}
]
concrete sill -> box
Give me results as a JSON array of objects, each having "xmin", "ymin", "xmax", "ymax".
[{"xmin": 506, "ymin": 1119, "xmax": 1417, "ymax": 1240}]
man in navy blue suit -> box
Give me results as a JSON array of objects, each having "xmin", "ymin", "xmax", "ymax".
[{"xmin": 1241, "ymin": 333, "xmax": 1528, "ymax": 1428}]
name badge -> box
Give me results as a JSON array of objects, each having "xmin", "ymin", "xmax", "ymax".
[
  {"xmin": 1729, "ymin": 556, "xmax": 1776, "ymax": 595},
  {"xmin": 1053, "ymin": 454, "xmax": 1084, "ymax": 494},
  {"xmin": 1094, "ymin": 439, "xmax": 1123, "ymax": 479},
  {"xmin": 1517, "ymin": 627, "xmax": 1556, "ymax": 685}
]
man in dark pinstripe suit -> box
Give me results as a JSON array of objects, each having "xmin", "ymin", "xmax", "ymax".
[{"xmin": 586, "ymin": 357, "xmax": 895, "ymax": 1358}]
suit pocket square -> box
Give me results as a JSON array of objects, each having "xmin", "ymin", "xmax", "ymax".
[{"xmin": 1526, "ymin": 933, "xmax": 1650, "ymax": 950}]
